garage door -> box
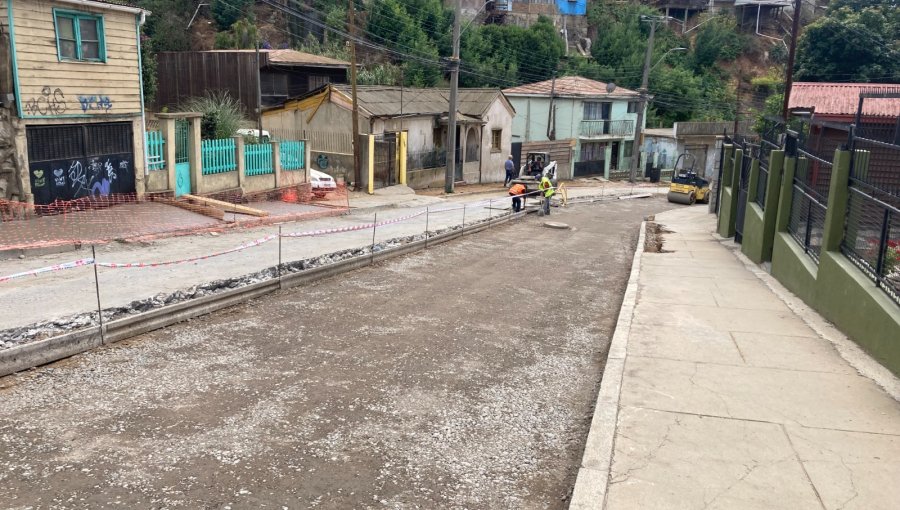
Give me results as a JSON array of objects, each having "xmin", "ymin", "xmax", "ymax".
[{"xmin": 27, "ymin": 122, "xmax": 135, "ymax": 205}]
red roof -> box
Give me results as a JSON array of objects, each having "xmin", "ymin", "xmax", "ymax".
[
  {"xmin": 788, "ymin": 82, "xmax": 900, "ymax": 118},
  {"xmin": 503, "ymin": 76, "xmax": 639, "ymax": 98}
]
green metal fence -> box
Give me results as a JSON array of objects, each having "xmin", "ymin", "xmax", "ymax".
[
  {"xmin": 145, "ymin": 130, "xmax": 165, "ymax": 171},
  {"xmin": 201, "ymin": 138, "xmax": 237, "ymax": 175},
  {"xmin": 175, "ymin": 120, "xmax": 189, "ymax": 164},
  {"xmin": 280, "ymin": 141, "xmax": 305, "ymax": 171},
  {"xmin": 245, "ymin": 143, "xmax": 274, "ymax": 176}
]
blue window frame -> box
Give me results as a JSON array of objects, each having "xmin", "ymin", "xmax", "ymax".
[{"xmin": 53, "ymin": 10, "xmax": 105, "ymax": 63}]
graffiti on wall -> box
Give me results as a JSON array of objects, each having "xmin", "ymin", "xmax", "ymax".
[
  {"xmin": 23, "ymin": 87, "xmax": 67, "ymax": 116},
  {"xmin": 30, "ymin": 154, "xmax": 134, "ymax": 204},
  {"xmin": 78, "ymin": 95, "xmax": 113, "ymax": 113}
]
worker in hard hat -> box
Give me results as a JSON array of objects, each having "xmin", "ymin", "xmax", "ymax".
[
  {"xmin": 539, "ymin": 174, "xmax": 554, "ymax": 216},
  {"xmin": 508, "ymin": 182, "xmax": 526, "ymax": 213}
]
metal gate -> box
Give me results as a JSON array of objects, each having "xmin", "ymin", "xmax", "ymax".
[
  {"xmin": 174, "ymin": 119, "xmax": 191, "ymax": 197},
  {"xmin": 734, "ymin": 145, "xmax": 752, "ymax": 243},
  {"xmin": 714, "ymin": 135, "xmax": 729, "ymax": 214},
  {"xmin": 373, "ymin": 133, "xmax": 398, "ymax": 188},
  {"xmin": 26, "ymin": 122, "xmax": 135, "ymax": 206}
]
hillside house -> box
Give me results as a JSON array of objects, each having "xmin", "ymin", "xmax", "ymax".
[
  {"xmin": 503, "ymin": 77, "xmax": 643, "ymax": 179},
  {"xmin": 788, "ymin": 82, "xmax": 900, "ymax": 143},
  {"xmin": 155, "ymin": 50, "xmax": 350, "ymax": 121},
  {"xmin": 262, "ymin": 84, "xmax": 515, "ymax": 189},
  {"xmin": 0, "ymin": 0, "xmax": 150, "ymax": 206}
]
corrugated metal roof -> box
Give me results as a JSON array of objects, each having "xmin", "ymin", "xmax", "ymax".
[
  {"xmin": 788, "ymin": 82, "xmax": 900, "ymax": 118},
  {"xmin": 502, "ymin": 76, "xmax": 639, "ymax": 98},
  {"xmin": 330, "ymin": 85, "xmax": 506, "ymax": 118}
]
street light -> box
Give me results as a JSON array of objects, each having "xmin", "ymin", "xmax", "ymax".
[
  {"xmin": 650, "ymin": 47, "xmax": 688, "ymax": 72},
  {"xmin": 629, "ymin": 16, "xmax": 680, "ymax": 183}
]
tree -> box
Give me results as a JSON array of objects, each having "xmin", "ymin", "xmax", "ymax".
[
  {"xmin": 795, "ymin": 0, "xmax": 900, "ymax": 83},
  {"xmin": 210, "ymin": 0, "xmax": 254, "ymax": 31},
  {"xmin": 459, "ymin": 17, "xmax": 563, "ymax": 87},
  {"xmin": 213, "ymin": 18, "xmax": 259, "ymax": 49},
  {"xmin": 692, "ymin": 15, "xmax": 744, "ymax": 70},
  {"xmin": 367, "ymin": 0, "xmax": 442, "ymax": 86}
]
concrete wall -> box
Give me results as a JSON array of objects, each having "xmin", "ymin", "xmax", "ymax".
[
  {"xmin": 202, "ymin": 170, "xmax": 240, "ymax": 194},
  {"xmin": 311, "ymin": 151, "xmax": 352, "ymax": 183},
  {"xmin": 376, "ymin": 116, "xmax": 433, "ymax": 153},
  {"xmin": 243, "ymin": 173, "xmax": 276, "ymax": 194},
  {"xmin": 146, "ymin": 168, "xmax": 169, "ymax": 192},
  {"xmin": 644, "ymin": 135, "xmax": 678, "ymax": 169},
  {"xmin": 407, "ymin": 167, "xmax": 444, "ymax": 189},
  {"xmin": 479, "ymin": 99, "xmax": 514, "ymax": 183}
]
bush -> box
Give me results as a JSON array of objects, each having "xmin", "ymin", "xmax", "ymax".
[{"xmin": 179, "ymin": 92, "xmax": 247, "ymax": 140}]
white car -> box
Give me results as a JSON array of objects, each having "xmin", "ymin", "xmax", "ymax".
[
  {"xmin": 236, "ymin": 128, "xmax": 270, "ymax": 142},
  {"xmin": 310, "ymin": 169, "xmax": 337, "ymax": 192}
]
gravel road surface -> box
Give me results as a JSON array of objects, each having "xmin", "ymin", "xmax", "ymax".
[{"xmin": 1, "ymin": 197, "xmax": 670, "ymax": 509}]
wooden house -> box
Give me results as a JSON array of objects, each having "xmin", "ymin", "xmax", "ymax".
[
  {"xmin": 0, "ymin": 0, "xmax": 150, "ymax": 206},
  {"xmin": 154, "ymin": 50, "xmax": 350, "ymax": 120}
]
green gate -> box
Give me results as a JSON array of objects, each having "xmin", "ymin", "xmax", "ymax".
[{"xmin": 174, "ymin": 120, "xmax": 191, "ymax": 196}]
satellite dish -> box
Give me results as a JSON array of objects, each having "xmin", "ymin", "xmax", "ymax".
[{"xmin": 606, "ymin": 82, "xmax": 616, "ymax": 94}]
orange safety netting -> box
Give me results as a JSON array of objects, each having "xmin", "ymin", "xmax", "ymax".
[{"xmin": 0, "ymin": 183, "xmax": 349, "ymax": 252}]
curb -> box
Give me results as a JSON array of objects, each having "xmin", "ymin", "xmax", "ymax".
[
  {"xmin": 0, "ymin": 211, "xmax": 526, "ymax": 378},
  {"xmin": 569, "ymin": 220, "xmax": 646, "ymax": 509}
]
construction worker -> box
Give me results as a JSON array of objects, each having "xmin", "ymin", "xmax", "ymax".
[
  {"xmin": 539, "ymin": 174, "xmax": 554, "ymax": 216},
  {"xmin": 531, "ymin": 156, "xmax": 544, "ymax": 179},
  {"xmin": 509, "ymin": 182, "xmax": 526, "ymax": 212}
]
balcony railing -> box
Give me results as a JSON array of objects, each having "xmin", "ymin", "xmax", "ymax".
[{"xmin": 580, "ymin": 120, "xmax": 635, "ymax": 138}]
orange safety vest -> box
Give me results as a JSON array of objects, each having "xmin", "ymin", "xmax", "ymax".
[{"xmin": 509, "ymin": 184, "xmax": 526, "ymax": 196}]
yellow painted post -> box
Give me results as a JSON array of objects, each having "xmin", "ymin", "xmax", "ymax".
[
  {"xmin": 399, "ymin": 131, "xmax": 408, "ymax": 186},
  {"xmin": 367, "ymin": 134, "xmax": 375, "ymax": 195}
]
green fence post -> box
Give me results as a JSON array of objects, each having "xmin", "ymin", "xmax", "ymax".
[
  {"xmin": 716, "ymin": 144, "xmax": 735, "ymax": 237},
  {"xmin": 775, "ymin": 156, "xmax": 796, "ymax": 233},
  {"xmin": 722, "ymin": 147, "xmax": 742, "ymax": 238},
  {"xmin": 760, "ymin": 150, "xmax": 785, "ymax": 261},
  {"xmin": 747, "ymin": 158, "xmax": 760, "ymax": 204},
  {"xmin": 821, "ymin": 149, "xmax": 852, "ymax": 253}
]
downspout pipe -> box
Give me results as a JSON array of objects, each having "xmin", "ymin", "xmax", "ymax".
[
  {"xmin": 136, "ymin": 11, "xmax": 150, "ymax": 178},
  {"xmin": 7, "ymin": 0, "xmax": 22, "ymax": 118}
]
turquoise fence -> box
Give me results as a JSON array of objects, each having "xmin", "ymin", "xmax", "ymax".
[
  {"xmin": 280, "ymin": 140, "xmax": 305, "ymax": 171},
  {"xmin": 201, "ymin": 138, "xmax": 237, "ymax": 175},
  {"xmin": 245, "ymin": 143, "xmax": 274, "ymax": 176},
  {"xmin": 146, "ymin": 130, "xmax": 165, "ymax": 171}
]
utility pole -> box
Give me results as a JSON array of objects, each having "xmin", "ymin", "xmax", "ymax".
[
  {"xmin": 546, "ymin": 72, "xmax": 557, "ymax": 140},
  {"xmin": 348, "ymin": 0, "xmax": 361, "ymax": 190},
  {"xmin": 445, "ymin": 0, "xmax": 461, "ymax": 194},
  {"xmin": 782, "ymin": 0, "xmax": 802, "ymax": 120},
  {"xmin": 255, "ymin": 39, "xmax": 263, "ymax": 138},
  {"xmin": 629, "ymin": 16, "xmax": 660, "ymax": 183}
]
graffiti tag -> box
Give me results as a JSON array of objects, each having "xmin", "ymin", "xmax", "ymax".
[
  {"xmin": 23, "ymin": 87, "xmax": 67, "ymax": 116},
  {"xmin": 68, "ymin": 160, "xmax": 87, "ymax": 195},
  {"xmin": 53, "ymin": 168, "xmax": 66, "ymax": 187},
  {"xmin": 78, "ymin": 95, "xmax": 113, "ymax": 113}
]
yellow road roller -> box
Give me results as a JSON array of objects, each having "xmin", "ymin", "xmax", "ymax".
[{"xmin": 667, "ymin": 154, "xmax": 711, "ymax": 205}]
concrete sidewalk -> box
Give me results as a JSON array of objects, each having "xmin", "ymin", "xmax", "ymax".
[{"xmin": 572, "ymin": 206, "xmax": 900, "ymax": 509}]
